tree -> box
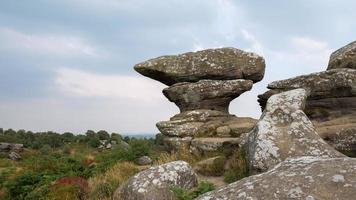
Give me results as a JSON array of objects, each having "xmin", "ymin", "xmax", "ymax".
[{"xmin": 97, "ymin": 130, "xmax": 110, "ymax": 140}]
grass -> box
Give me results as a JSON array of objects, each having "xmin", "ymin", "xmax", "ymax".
[
  {"xmin": 171, "ymin": 181, "xmax": 215, "ymax": 200},
  {"xmin": 88, "ymin": 162, "xmax": 139, "ymax": 200}
]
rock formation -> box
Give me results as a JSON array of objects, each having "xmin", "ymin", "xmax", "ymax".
[
  {"xmin": 248, "ymin": 89, "xmax": 344, "ymax": 173},
  {"xmin": 135, "ymin": 48, "xmax": 265, "ymax": 154},
  {"xmin": 113, "ymin": 161, "xmax": 197, "ymax": 200},
  {"xmin": 196, "ymin": 156, "xmax": 356, "ymax": 200},
  {"xmin": 258, "ymin": 41, "xmax": 356, "ymax": 154}
]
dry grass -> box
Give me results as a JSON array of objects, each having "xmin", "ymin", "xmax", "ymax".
[
  {"xmin": 88, "ymin": 162, "xmax": 139, "ymax": 200},
  {"xmin": 154, "ymin": 146, "xmax": 196, "ymax": 166}
]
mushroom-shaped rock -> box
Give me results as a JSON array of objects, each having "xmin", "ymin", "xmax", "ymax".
[
  {"xmin": 248, "ymin": 89, "xmax": 344, "ymax": 173},
  {"xmin": 134, "ymin": 48, "xmax": 265, "ymax": 86},
  {"xmin": 114, "ymin": 161, "xmax": 197, "ymax": 200},
  {"xmin": 328, "ymin": 41, "xmax": 356, "ymax": 70},
  {"xmin": 196, "ymin": 156, "xmax": 356, "ymax": 200},
  {"xmin": 163, "ymin": 79, "xmax": 253, "ymax": 112}
]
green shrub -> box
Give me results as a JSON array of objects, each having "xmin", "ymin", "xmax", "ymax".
[
  {"xmin": 172, "ymin": 181, "xmax": 215, "ymax": 200},
  {"xmin": 5, "ymin": 172, "xmax": 44, "ymax": 200}
]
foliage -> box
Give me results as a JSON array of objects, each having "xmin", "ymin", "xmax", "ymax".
[{"xmin": 172, "ymin": 181, "xmax": 215, "ymax": 200}]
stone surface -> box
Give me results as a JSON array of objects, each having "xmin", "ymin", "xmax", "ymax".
[
  {"xmin": 196, "ymin": 157, "xmax": 356, "ymax": 200},
  {"xmin": 0, "ymin": 143, "xmax": 24, "ymax": 152},
  {"xmin": 163, "ymin": 137, "xmax": 192, "ymax": 152},
  {"xmin": 257, "ymin": 68, "xmax": 356, "ymax": 152},
  {"xmin": 190, "ymin": 137, "xmax": 241, "ymax": 155},
  {"xmin": 157, "ymin": 110, "xmax": 256, "ymax": 137},
  {"xmin": 328, "ymin": 41, "xmax": 356, "ymax": 70},
  {"xmin": 195, "ymin": 156, "xmax": 225, "ymax": 176},
  {"xmin": 8, "ymin": 151, "xmax": 21, "ymax": 160},
  {"xmin": 137, "ymin": 156, "xmax": 153, "ymax": 166},
  {"xmin": 114, "ymin": 161, "xmax": 197, "ymax": 200},
  {"xmin": 248, "ymin": 89, "xmax": 344, "ymax": 173},
  {"xmin": 163, "ymin": 79, "xmax": 253, "ymax": 112},
  {"xmin": 258, "ymin": 68, "xmax": 356, "ymax": 107},
  {"xmin": 134, "ymin": 47, "xmax": 265, "ymax": 86}
]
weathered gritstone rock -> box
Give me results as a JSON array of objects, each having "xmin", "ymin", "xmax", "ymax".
[
  {"xmin": 163, "ymin": 79, "xmax": 253, "ymax": 112},
  {"xmin": 190, "ymin": 137, "xmax": 241, "ymax": 155},
  {"xmin": 328, "ymin": 41, "xmax": 356, "ymax": 70},
  {"xmin": 196, "ymin": 157, "xmax": 356, "ymax": 200},
  {"xmin": 157, "ymin": 110, "xmax": 256, "ymax": 138},
  {"xmin": 248, "ymin": 89, "xmax": 345, "ymax": 173},
  {"xmin": 257, "ymin": 68, "xmax": 356, "ymax": 152},
  {"xmin": 134, "ymin": 47, "xmax": 265, "ymax": 85},
  {"xmin": 163, "ymin": 137, "xmax": 192, "ymax": 152},
  {"xmin": 0, "ymin": 143, "xmax": 24, "ymax": 152},
  {"xmin": 114, "ymin": 161, "xmax": 197, "ymax": 200}
]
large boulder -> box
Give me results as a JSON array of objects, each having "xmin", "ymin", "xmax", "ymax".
[
  {"xmin": 258, "ymin": 68, "xmax": 356, "ymax": 153},
  {"xmin": 114, "ymin": 161, "xmax": 197, "ymax": 200},
  {"xmin": 163, "ymin": 79, "xmax": 253, "ymax": 112},
  {"xmin": 328, "ymin": 41, "xmax": 356, "ymax": 70},
  {"xmin": 190, "ymin": 137, "xmax": 241, "ymax": 155},
  {"xmin": 0, "ymin": 143, "xmax": 24, "ymax": 152},
  {"xmin": 248, "ymin": 89, "xmax": 344, "ymax": 173},
  {"xmin": 134, "ymin": 48, "xmax": 265, "ymax": 86},
  {"xmin": 196, "ymin": 156, "xmax": 356, "ymax": 200}
]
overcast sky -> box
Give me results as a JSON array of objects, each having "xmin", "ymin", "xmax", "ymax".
[{"xmin": 0, "ymin": 0, "xmax": 355, "ymax": 134}]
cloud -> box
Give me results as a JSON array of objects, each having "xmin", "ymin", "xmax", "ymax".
[
  {"xmin": 241, "ymin": 29, "xmax": 264, "ymax": 55},
  {"xmin": 55, "ymin": 68, "xmax": 165, "ymax": 103},
  {"xmin": 0, "ymin": 27, "xmax": 98, "ymax": 57},
  {"xmin": 269, "ymin": 37, "xmax": 332, "ymax": 72}
]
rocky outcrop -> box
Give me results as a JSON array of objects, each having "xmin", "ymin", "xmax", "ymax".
[
  {"xmin": 114, "ymin": 161, "xmax": 197, "ymax": 200},
  {"xmin": 327, "ymin": 41, "xmax": 356, "ymax": 70},
  {"xmin": 163, "ymin": 79, "xmax": 253, "ymax": 112},
  {"xmin": 0, "ymin": 142, "xmax": 24, "ymax": 152},
  {"xmin": 135, "ymin": 48, "xmax": 264, "ymax": 154},
  {"xmin": 134, "ymin": 48, "xmax": 265, "ymax": 85},
  {"xmin": 248, "ymin": 89, "xmax": 344, "ymax": 173},
  {"xmin": 157, "ymin": 110, "xmax": 256, "ymax": 138},
  {"xmin": 258, "ymin": 41, "xmax": 356, "ymax": 154},
  {"xmin": 196, "ymin": 156, "xmax": 356, "ymax": 200},
  {"xmin": 8, "ymin": 151, "xmax": 21, "ymax": 160},
  {"xmin": 137, "ymin": 156, "xmax": 153, "ymax": 166}
]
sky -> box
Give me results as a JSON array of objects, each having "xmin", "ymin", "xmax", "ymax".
[{"xmin": 0, "ymin": 0, "xmax": 355, "ymax": 134}]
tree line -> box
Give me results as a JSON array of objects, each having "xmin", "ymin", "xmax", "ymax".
[{"xmin": 0, "ymin": 128, "xmax": 125, "ymax": 149}]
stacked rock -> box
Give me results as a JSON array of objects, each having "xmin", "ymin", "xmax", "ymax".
[
  {"xmin": 135, "ymin": 47, "xmax": 265, "ymax": 154},
  {"xmin": 258, "ymin": 40, "xmax": 356, "ymax": 154}
]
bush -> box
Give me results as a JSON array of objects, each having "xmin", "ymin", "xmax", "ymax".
[
  {"xmin": 47, "ymin": 184, "xmax": 82, "ymax": 200},
  {"xmin": 5, "ymin": 171, "xmax": 44, "ymax": 200},
  {"xmin": 224, "ymin": 148, "xmax": 249, "ymax": 183},
  {"xmin": 171, "ymin": 181, "xmax": 215, "ymax": 200}
]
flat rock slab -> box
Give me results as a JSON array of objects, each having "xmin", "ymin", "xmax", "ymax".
[
  {"xmin": 248, "ymin": 89, "xmax": 344, "ymax": 173},
  {"xmin": 134, "ymin": 47, "xmax": 265, "ymax": 85},
  {"xmin": 258, "ymin": 68, "xmax": 356, "ymax": 110},
  {"xmin": 163, "ymin": 79, "xmax": 253, "ymax": 112},
  {"xmin": 196, "ymin": 157, "xmax": 356, "ymax": 200},
  {"xmin": 114, "ymin": 161, "xmax": 197, "ymax": 200},
  {"xmin": 328, "ymin": 40, "xmax": 356, "ymax": 70}
]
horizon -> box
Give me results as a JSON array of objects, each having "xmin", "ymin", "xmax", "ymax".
[{"xmin": 0, "ymin": 0, "xmax": 355, "ymax": 134}]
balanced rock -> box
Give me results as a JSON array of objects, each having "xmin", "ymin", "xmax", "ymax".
[
  {"xmin": 134, "ymin": 47, "xmax": 265, "ymax": 85},
  {"xmin": 114, "ymin": 161, "xmax": 197, "ymax": 200},
  {"xmin": 249, "ymin": 89, "xmax": 344, "ymax": 173},
  {"xmin": 135, "ymin": 47, "xmax": 264, "ymax": 155},
  {"xmin": 197, "ymin": 156, "xmax": 356, "ymax": 200},
  {"xmin": 163, "ymin": 79, "xmax": 253, "ymax": 112},
  {"xmin": 328, "ymin": 41, "xmax": 356, "ymax": 70}
]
